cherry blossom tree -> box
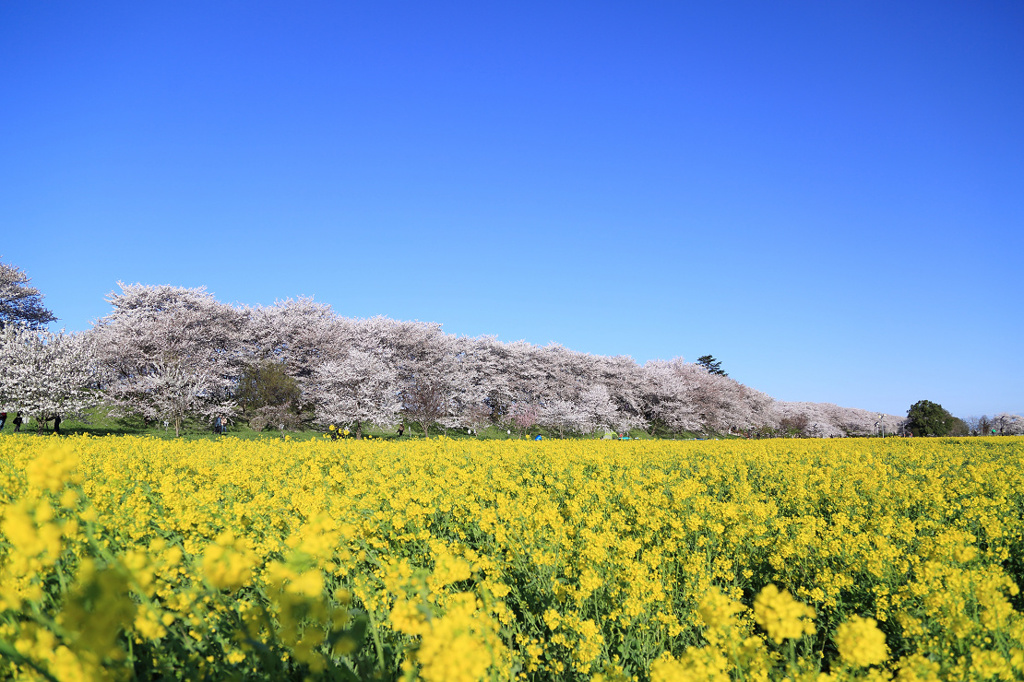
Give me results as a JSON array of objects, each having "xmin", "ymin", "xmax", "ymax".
[
  {"xmin": 390, "ymin": 321, "xmax": 454, "ymax": 437},
  {"xmin": 313, "ymin": 347, "xmax": 401, "ymax": 439},
  {"xmin": 442, "ymin": 336, "xmax": 497, "ymax": 432},
  {"xmin": 0, "ymin": 325, "xmax": 97, "ymax": 431},
  {"xmin": 537, "ymin": 399, "xmax": 582, "ymax": 438},
  {"xmin": 641, "ymin": 359, "xmax": 702, "ymax": 433},
  {"xmin": 686, "ymin": 365, "xmax": 766, "ymax": 434},
  {"xmin": 507, "ymin": 401, "xmax": 540, "ymax": 439},
  {"xmin": 502, "ymin": 340, "xmax": 551, "ymax": 408},
  {"xmin": 992, "ymin": 413, "xmax": 1024, "ymax": 436},
  {"xmin": 89, "ymin": 283, "xmax": 244, "ymax": 436},
  {"xmin": 539, "ymin": 384, "xmax": 624, "ymax": 437},
  {"xmin": 459, "ymin": 400, "xmax": 494, "ymax": 435},
  {"xmin": 492, "ymin": 343, "xmax": 639, "ymax": 435},
  {"xmin": 594, "ymin": 355, "xmax": 648, "ymax": 430},
  {"xmin": 469, "ymin": 336, "xmax": 518, "ymax": 427},
  {"xmin": 240, "ymin": 297, "xmax": 347, "ymax": 398},
  {"xmin": 772, "ymin": 402, "xmax": 847, "ymax": 438},
  {"xmin": 640, "ymin": 358, "xmax": 772, "ymax": 435},
  {"xmin": 772, "ymin": 402, "xmax": 906, "ymax": 438},
  {"xmin": 0, "ymin": 259, "xmax": 56, "ymax": 330},
  {"xmin": 401, "ymin": 374, "xmax": 449, "ymax": 436}
]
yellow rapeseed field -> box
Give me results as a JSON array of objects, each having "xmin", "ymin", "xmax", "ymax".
[{"xmin": 1, "ymin": 435, "xmax": 1023, "ymax": 681}]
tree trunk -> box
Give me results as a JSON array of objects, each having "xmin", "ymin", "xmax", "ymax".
[{"xmin": 355, "ymin": 421, "xmax": 363, "ymax": 440}]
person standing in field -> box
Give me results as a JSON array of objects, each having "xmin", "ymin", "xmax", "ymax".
[
  {"xmin": 13, "ymin": 413, "xmax": 23, "ymax": 432},
  {"xmin": 214, "ymin": 415, "xmax": 222, "ymax": 435},
  {"xmin": 0, "ymin": 412, "xmax": 6, "ymax": 430}
]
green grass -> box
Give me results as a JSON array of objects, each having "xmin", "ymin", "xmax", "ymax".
[{"xmin": 4, "ymin": 405, "xmax": 663, "ymax": 441}]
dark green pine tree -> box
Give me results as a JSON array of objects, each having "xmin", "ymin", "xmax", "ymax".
[{"xmin": 696, "ymin": 355, "xmax": 727, "ymax": 377}]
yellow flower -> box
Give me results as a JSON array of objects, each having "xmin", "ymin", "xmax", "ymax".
[
  {"xmin": 286, "ymin": 570, "xmax": 324, "ymax": 598},
  {"xmin": 649, "ymin": 649, "xmax": 730, "ymax": 682},
  {"xmin": 3, "ymin": 431, "xmax": 1024, "ymax": 679},
  {"xmin": 134, "ymin": 605, "xmax": 168, "ymax": 641},
  {"xmin": 698, "ymin": 587, "xmax": 745, "ymax": 629},
  {"xmin": 201, "ymin": 531, "xmax": 257, "ymax": 591},
  {"xmin": 25, "ymin": 445, "xmax": 82, "ymax": 493},
  {"xmin": 391, "ymin": 599, "xmax": 430, "ymax": 637},
  {"xmin": 835, "ymin": 615, "xmax": 888, "ymax": 667},
  {"xmin": 415, "ymin": 594, "xmax": 504, "ymax": 682},
  {"xmin": 429, "ymin": 550, "xmax": 472, "ymax": 590},
  {"xmin": 543, "ymin": 608, "xmax": 562, "ymax": 630},
  {"xmin": 753, "ymin": 584, "xmax": 816, "ymax": 644}
]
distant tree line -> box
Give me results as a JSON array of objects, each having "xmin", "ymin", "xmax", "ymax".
[
  {"xmin": 1, "ymin": 260, "xmax": 1021, "ymax": 439},
  {"xmin": 77, "ymin": 283, "xmax": 783, "ymax": 438}
]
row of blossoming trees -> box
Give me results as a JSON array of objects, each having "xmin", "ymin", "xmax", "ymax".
[{"xmin": 4, "ymin": 282, "xmax": 1019, "ymax": 438}]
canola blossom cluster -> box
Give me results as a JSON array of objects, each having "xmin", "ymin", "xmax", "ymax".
[{"xmin": 1, "ymin": 435, "xmax": 1023, "ymax": 681}]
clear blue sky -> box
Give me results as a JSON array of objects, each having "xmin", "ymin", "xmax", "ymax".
[{"xmin": 2, "ymin": 1, "xmax": 1021, "ymax": 418}]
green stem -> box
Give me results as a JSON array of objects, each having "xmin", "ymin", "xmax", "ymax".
[{"xmin": 364, "ymin": 606, "xmax": 387, "ymax": 673}]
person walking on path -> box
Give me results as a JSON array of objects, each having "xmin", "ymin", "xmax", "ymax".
[{"xmin": 0, "ymin": 412, "xmax": 6, "ymax": 431}]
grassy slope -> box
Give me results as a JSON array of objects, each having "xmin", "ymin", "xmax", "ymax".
[{"xmin": 10, "ymin": 406, "xmax": 678, "ymax": 441}]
